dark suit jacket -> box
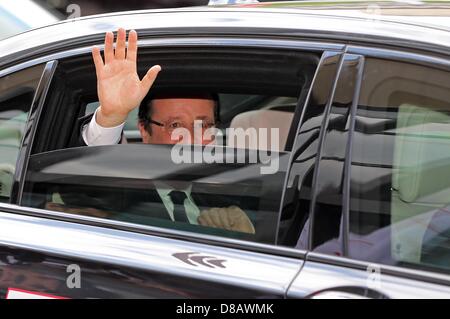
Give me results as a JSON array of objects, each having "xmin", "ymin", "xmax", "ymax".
[{"xmin": 68, "ymin": 113, "xmax": 94, "ymax": 148}]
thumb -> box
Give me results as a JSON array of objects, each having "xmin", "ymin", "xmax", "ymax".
[{"xmin": 140, "ymin": 65, "xmax": 161, "ymax": 95}]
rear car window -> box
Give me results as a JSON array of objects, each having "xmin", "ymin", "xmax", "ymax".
[
  {"xmin": 0, "ymin": 64, "xmax": 45, "ymax": 202},
  {"xmin": 348, "ymin": 58, "xmax": 450, "ymax": 274}
]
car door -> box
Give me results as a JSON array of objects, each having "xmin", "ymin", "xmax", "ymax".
[
  {"xmin": 287, "ymin": 48, "xmax": 450, "ymax": 298},
  {"xmin": 0, "ymin": 33, "xmax": 343, "ymax": 298}
]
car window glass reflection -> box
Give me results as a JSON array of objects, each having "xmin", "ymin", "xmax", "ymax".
[
  {"xmin": 0, "ymin": 64, "xmax": 45, "ymax": 202},
  {"xmin": 316, "ymin": 58, "xmax": 450, "ymax": 275}
]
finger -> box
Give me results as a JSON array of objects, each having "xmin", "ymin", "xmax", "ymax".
[
  {"xmin": 219, "ymin": 209, "xmax": 232, "ymax": 230},
  {"xmin": 104, "ymin": 31, "xmax": 114, "ymax": 64},
  {"xmin": 229, "ymin": 207, "xmax": 255, "ymax": 234},
  {"xmin": 228, "ymin": 205, "xmax": 244, "ymax": 222},
  {"xmin": 126, "ymin": 29, "xmax": 138, "ymax": 62},
  {"xmin": 198, "ymin": 209, "xmax": 211, "ymax": 226},
  {"xmin": 198, "ymin": 215, "xmax": 207, "ymax": 226},
  {"xmin": 140, "ymin": 65, "xmax": 161, "ymax": 95},
  {"xmin": 200, "ymin": 211, "xmax": 217, "ymax": 228},
  {"xmin": 115, "ymin": 28, "xmax": 126, "ymax": 60},
  {"xmin": 92, "ymin": 46, "xmax": 104, "ymax": 76},
  {"xmin": 209, "ymin": 210, "xmax": 223, "ymax": 228}
]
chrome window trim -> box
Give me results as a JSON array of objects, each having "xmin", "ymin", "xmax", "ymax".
[
  {"xmin": 347, "ymin": 45, "xmax": 450, "ymax": 70},
  {"xmin": 308, "ymin": 53, "xmax": 345, "ymax": 250},
  {"xmin": 306, "ymin": 252, "xmax": 450, "ymax": 287},
  {"xmin": 341, "ymin": 54, "xmax": 365, "ymax": 257},
  {"xmin": 0, "ymin": 36, "xmax": 344, "ymax": 77}
]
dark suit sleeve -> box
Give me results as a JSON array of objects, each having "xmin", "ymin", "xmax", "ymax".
[
  {"xmin": 67, "ymin": 112, "xmax": 124, "ymax": 148},
  {"xmin": 67, "ymin": 113, "xmax": 94, "ymax": 148}
]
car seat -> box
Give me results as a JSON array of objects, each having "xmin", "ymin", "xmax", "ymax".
[
  {"xmin": 228, "ymin": 110, "xmax": 294, "ymax": 151},
  {"xmin": 391, "ymin": 103, "xmax": 450, "ymax": 264}
]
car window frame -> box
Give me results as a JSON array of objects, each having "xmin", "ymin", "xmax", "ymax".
[
  {"xmin": 0, "ymin": 60, "xmax": 56, "ymax": 205},
  {"xmin": 0, "ymin": 35, "xmax": 346, "ymax": 260}
]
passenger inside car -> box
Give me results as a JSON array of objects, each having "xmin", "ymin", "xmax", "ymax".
[
  {"xmin": 47, "ymin": 29, "xmax": 260, "ymax": 234},
  {"xmin": 22, "ymin": 27, "xmax": 319, "ymax": 244}
]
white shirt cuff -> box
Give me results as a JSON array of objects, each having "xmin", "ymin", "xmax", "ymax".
[{"xmin": 81, "ymin": 107, "xmax": 125, "ymax": 146}]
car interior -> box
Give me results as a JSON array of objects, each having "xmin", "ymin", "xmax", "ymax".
[
  {"xmin": 348, "ymin": 58, "xmax": 450, "ymax": 273},
  {"xmin": 23, "ymin": 46, "xmax": 320, "ymax": 244}
]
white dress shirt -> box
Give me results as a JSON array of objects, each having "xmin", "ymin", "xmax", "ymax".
[{"xmin": 82, "ymin": 107, "xmax": 124, "ymax": 146}]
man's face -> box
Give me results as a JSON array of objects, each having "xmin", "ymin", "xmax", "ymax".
[{"xmin": 138, "ymin": 97, "xmax": 216, "ymax": 145}]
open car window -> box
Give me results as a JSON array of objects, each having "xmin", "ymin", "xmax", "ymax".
[{"xmin": 26, "ymin": 45, "xmax": 320, "ymax": 244}]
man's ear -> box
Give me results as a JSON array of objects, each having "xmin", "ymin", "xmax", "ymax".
[{"xmin": 138, "ymin": 121, "xmax": 152, "ymax": 143}]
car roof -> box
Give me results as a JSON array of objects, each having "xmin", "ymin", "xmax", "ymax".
[
  {"xmin": 0, "ymin": 3, "xmax": 450, "ymax": 68},
  {"xmin": 243, "ymin": 1, "xmax": 450, "ymax": 30}
]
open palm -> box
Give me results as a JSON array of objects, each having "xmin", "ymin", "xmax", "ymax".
[{"xmin": 92, "ymin": 28, "xmax": 161, "ymax": 127}]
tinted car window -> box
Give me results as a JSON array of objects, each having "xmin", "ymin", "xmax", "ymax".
[
  {"xmin": 23, "ymin": 144, "xmax": 290, "ymax": 244},
  {"xmin": 347, "ymin": 58, "xmax": 450, "ymax": 274},
  {"xmin": 0, "ymin": 64, "xmax": 45, "ymax": 202}
]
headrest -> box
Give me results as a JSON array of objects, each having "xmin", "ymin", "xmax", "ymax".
[
  {"xmin": 228, "ymin": 110, "xmax": 294, "ymax": 151},
  {"xmin": 392, "ymin": 104, "xmax": 450, "ymax": 205}
]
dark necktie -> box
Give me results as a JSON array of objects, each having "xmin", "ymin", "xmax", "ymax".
[{"xmin": 169, "ymin": 190, "xmax": 189, "ymax": 223}]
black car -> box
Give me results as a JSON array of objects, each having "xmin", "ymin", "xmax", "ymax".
[{"xmin": 0, "ymin": 0, "xmax": 450, "ymax": 299}]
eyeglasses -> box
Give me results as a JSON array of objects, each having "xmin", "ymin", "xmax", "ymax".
[{"xmin": 146, "ymin": 118, "xmax": 216, "ymax": 134}]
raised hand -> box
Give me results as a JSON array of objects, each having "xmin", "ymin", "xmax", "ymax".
[{"xmin": 92, "ymin": 28, "xmax": 161, "ymax": 127}]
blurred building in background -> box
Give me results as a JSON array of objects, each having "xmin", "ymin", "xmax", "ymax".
[
  {"xmin": 36, "ymin": 0, "xmax": 209, "ymax": 17},
  {"xmin": 0, "ymin": 0, "xmax": 61, "ymax": 40},
  {"xmin": 0, "ymin": 0, "xmax": 209, "ymax": 40}
]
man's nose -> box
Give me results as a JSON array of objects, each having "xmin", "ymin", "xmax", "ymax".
[
  {"xmin": 175, "ymin": 127, "xmax": 196, "ymax": 145},
  {"xmin": 185, "ymin": 126, "xmax": 211, "ymax": 145}
]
